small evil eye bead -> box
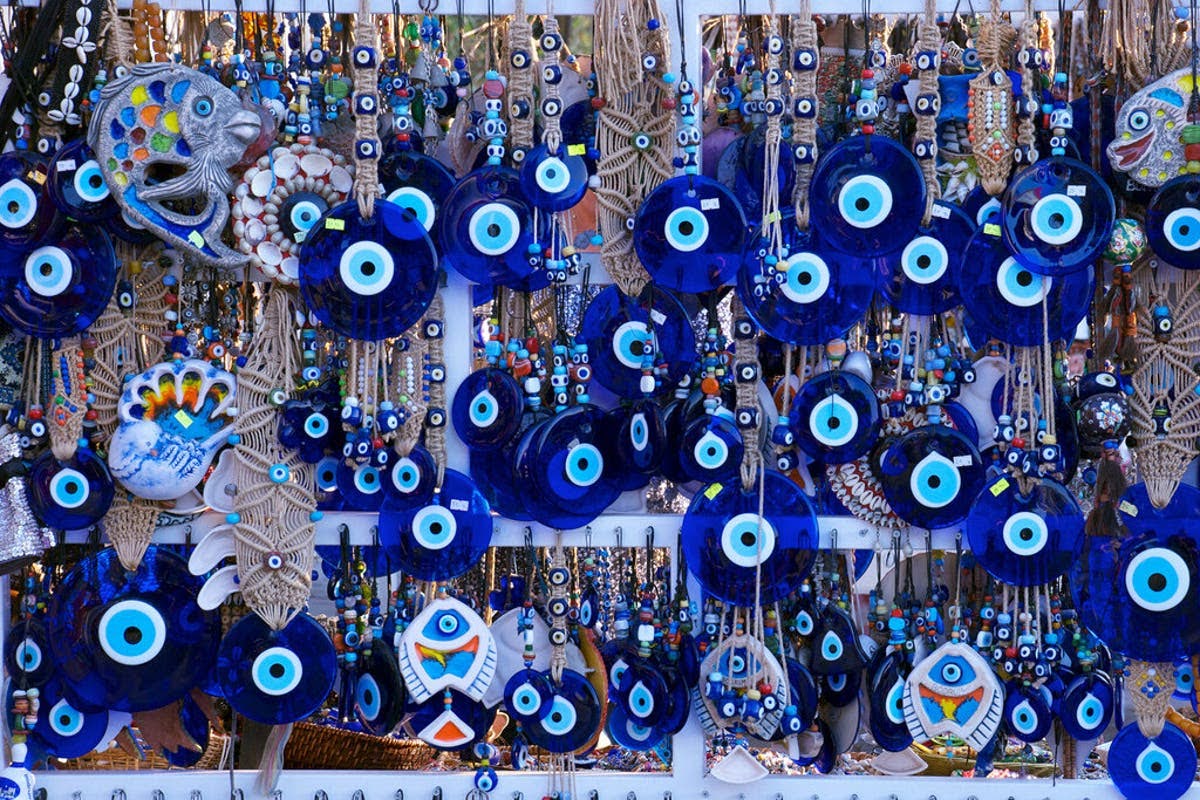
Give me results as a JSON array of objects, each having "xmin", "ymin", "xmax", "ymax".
[
  {"xmin": 1049, "ymin": 135, "xmax": 1069, "ymax": 151},
  {"xmin": 510, "ymin": 146, "xmax": 529, "ymax": 165},
  {"xmin": 960, "ymin": 47, "xmax": 981, "ymax": 69},
  {"xmin": 268, "ymin": 388, "xmax": 288, "ymax": 406},
  {"xmin": 486, "ymin": 143, "xmax": 506, "ymax": 160},
  {"xmin": 510, "ymin": 99, "xmax": 531, "ymax": 119},
  {"xmin": 427, "ymin": 363, "xmax": 446, "ymax": 383},
  {"xmin": 510, "ymin": 48, "xmax": 531, "ymax": 69},
  {"xmin": 678, "ymin": 79, "xmax": 694, "ymax": 95},
  {"xmin": 540, "ymin": 31, "xmax": 563, "ymax": 51},
  {"xmin": 735, "ymin": 406, "xmax": 760, "ymax": 429},
  {"xmin": 268, "ymin": 463, "xmax": 290, "ymax": 483},
  {"xmin": 474, "ymin": 768, "xmax": 498, "ymax": 794},
  {"xmin": 301, "ymin": 365, "xmax": 321, "ymax": 383},
  {"xmin": 394, "ymin": 115, "xmax": 414, "ymax": 133},
  {"xmin": 914, "ymin": 139, "xmax": 937, "ymax": 160},
  {"xmin": 631, "ymin": 131, "xmax": 653, "ymax": 151},
  {"xmin": 734, "ymin": 317, "xmax": 756, "ymax": 339},
  {"xmin": 117, "ymin": 281, "xmax": 136, "ymax": 309},
  {"xmin": 641, "ymin": 53, "xmax": 658, "ymax": 71},
  {"xmin": 765, "ymin": 68, "xmax": 784, "ymax": 86},
  {"xmin": 547, "ymin": 597, "xmax": 569, "ymax": 617},
  {"xmin": 425, "ymin": 320, "xmax": 444, "ymax": 339},
  {"xmin": 1005, "ymin": 448, "xmax": 1023, "ymax": 469},
  {"xmin": 481, "ymin": 118, "xmax": 505, "ymax": 138},
  {"xmin": 355, "ymin": 139, "xmax": 379, "ymax": 160},
  {"xmin": 1013, "ymin": 144, "xmax": 1039, "ymax": 164},
  {"xmin": 426, "ymin": 407, "xmax": 446, "ymax": 428},
  {"xmin": 776, "ymin": 449, "xmax": 798, "ymax": 471},
  {"xmin": 792, "ymin": 142, "xmax": 817, "ymax": 164},
  {"xmin": 548, "ymin": 566, "xmax": 570, "ymax": 586},
  {"xmin": 625, "ymin": 216, "xmax": 637, "ymax": 231},
  {"xmin": 764, "ymin": 97, "xmax": 784, "ymax": 116},
  {"xmin": 548, "ymin": 627, "xmax": 569, "ymax": 646},
  {"xmin": 915, "ymin": 50, "xmax": 941, "ymax": 70},
  {"xmin": 354, "ymin": 93, "xmax": 378, "ymax": 115},
  {"xmin": 793, "ymin": 47, "xmax": 818, "ymax": 70},
  {"xmin": 914, "ymin": 93, "xmax": 940, "ymax": 115},
  {"xmin": 736, "ymin": 362, "xmax": 759, "ymax": 383},
  {"xmin": 28, "ymin": 420, "xmax": 46, "ymax": 439},
  {"xmin": 484, "ymin": 98, "xmax": 504, "ymax": 115},
  {"xmin": 541, "ymin": 97, "xmax": 563, "ymax": 118},
  {"xmin": 264, "ymin": 551, "xmax": 285, "ymax": 570},
  {"xmin": 542, "ymin": 64, "xmax": 564, "ymax": 84},
  {"xmin": 352, "ymin": 46, "xmax": 377, "ymax": 68},
  {"xmin": 765, "ymin": 34, "xmax": 785, "ymax": 54}
]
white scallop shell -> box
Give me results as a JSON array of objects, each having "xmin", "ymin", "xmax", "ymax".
[
  {"xmin": 250, "ymin": 169, "xmax": 276, "ymax": 197},
  {"xmin": 301, "ymin": 152, "xmax": 333, "ymax": 177},
  {"xmin": 279, "ymin": 256, "xmax": 300, "ymax": 283},
  {"xmin": 244, "ymin": 218, "xmax": 267, "ymax": 244},
  {"xmin": 329, "ymin": 166, "xmax": 353, "ymax": 193},
  {"xmin": 256, "ymin": 241, "xmax": 283, "ymax": 265},
  {"xmin": 240, "ymin": 195, "xmax": 264, "ymax": 218}
]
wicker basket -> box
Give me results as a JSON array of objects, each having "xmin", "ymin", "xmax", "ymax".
[
  {"xmin": 55, "ymin": 732, "xmax": 230, "ymax": 771},
  {"xmin": 283, "ymin": 723, "xmax": 438, "ymax": 771}
]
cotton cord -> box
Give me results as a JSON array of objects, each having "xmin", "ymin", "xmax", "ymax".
[{"xmin": 351, "ymin": 0, "xmax": 380, "ymax": 219}]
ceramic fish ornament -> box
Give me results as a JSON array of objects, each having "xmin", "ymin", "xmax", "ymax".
[
  {"xmin": 902, "ymin": 640, "xmax": 1004, "ymax": 749},
  {"xmin": 1108, "ymin": 67, "xmax": 1194, "ymax": 188},
  {"xmin": 87, "ymin": 63, "xmax": 262, "ymax": 267},
  {"xmin": 398, "ymin": 595, "xmax": 497, "ymax": 703}
]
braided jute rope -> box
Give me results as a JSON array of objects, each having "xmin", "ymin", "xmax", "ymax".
[
  {"xmin": 733, "ymin": 297, "xmax": 761, "ymax": 491},
  {"xmin": 423, "ymin": 294, "xmax": 447, "ymax": 489},
  {"xmin": 352, "ymin": 0, "xmax": 380, "ymax": 219},
  {"xmin": 968, "ymin": 0, "xmax": 1015, "ymax": 196},
  {"xmin": 1127, "ymin": 660, "xmax": 1174, "ymax": 738},
  {"xmin": 915, "ymin": 0, "xmax": 940, "ymax": 224},
  {"xmin": 507, "ymin": 0, "xmax": 535, "ymax": 152},
  {"xmin": 232, "ymin": 289, "xmax": 315, "ymax": 631},
  {"xmin": 791, "ymin": 0, "xmax": 818, "ymax": 228},
  {"xmin": 594, "ymin": 0, "xmax": 671, "ymax": 297}
]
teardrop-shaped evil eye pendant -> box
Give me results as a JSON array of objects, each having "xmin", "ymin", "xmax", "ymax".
[
  {"xmin": 1108, "ymin": 722, "xmax": 1197, "ymax": 800},
  {"xmin": 1003, "ymin": 683, "xmax": 1053, "ymax": 742},
  {"xmin": 4, "ymin": 618, "xmax": 54, "ymax": 687},
  {"xmin": 878, "ymin": 426, "xmax": 985, "ymax": 530},
  {"xmin": 632, "ymin": 175, "xmax": 749, "ymax": 293},
  {"xmin": 613, "ymin": 659, "xmax": 669, "ymax": 727},
  {"xmin": 790, "ymin": 370, "xmax": 882, "ymax": 464},
  {"xmin": 1146, "ymin": 174, "xmax": 1200, "ymax": 270},
  {"xmin": 452, "ymin": 368, "xmax": 524, "ymax": 450},
  {"xmin": 1059, "ymin": 673, "xmax": 1114, "ymax": 741},
  {"xmin": 354, "ymin": 646, "xmax": 407, "ymax": 736},
  {"xmin": 807, "ymin": 135, "xmax": 926, "ymax": 256},
  {"xmin": 1001, "ymin": 156, "xmax": 1115, "ymax": 276},
  {"xmin": 217, "ymin": 612, "xmax": 337, "ymax": 725}
]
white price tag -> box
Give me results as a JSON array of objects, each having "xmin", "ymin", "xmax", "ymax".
[
  {"xmin": 450, "ymin": 499, "xmax": 469, "ymax": 512},
  {"xmin": 650, "ymin": 309, "xmax": 667, "ymax": 325},
  {"xmin": 700, "ymin": 198, "xmax": 720, "ymax": 211},
  {"xmin": 952, "ymin": 455, "xmax": 974, "ymax": 467},
  {"xmin": 931, "ymin": 203, "xmax": 951, "ymax": 219},
  {"xmin": 57, "ymin": 159, "xmax": 77, "ymax": 172},
  {"xmin": 1067, "ymin": 185, "xmax": 1086, "ymax": 197}
]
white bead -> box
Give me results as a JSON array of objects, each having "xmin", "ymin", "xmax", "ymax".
[
  {"xmin": 640, "ymin": 375, "xmax": 656, "ymax": 393},
  {"xmin": 524, "ymin": 377, "xmax": 541, "ymax": 394}
]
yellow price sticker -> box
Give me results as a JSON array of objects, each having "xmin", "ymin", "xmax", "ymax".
[
  {"xmin": 983, "ymin": 223, "xmax": 1001, "ymax": 237},
  {"xmin": 704, "ymin": 482, "xmax": 723, "ymax": 500},
  {"xmin": 325, "ymin": 218, "xmax": 346, "ymax": 231},
  {"xmin": 567, "ymin": 143, "xmax": 586, "ymax": 156},
  {"xmin": 187, "ymin": 230, "xmax": 206, "ymax": 248},
  {"xmin": 990, "ymin": 478, "xmax": 1009, "ymax": 496}
]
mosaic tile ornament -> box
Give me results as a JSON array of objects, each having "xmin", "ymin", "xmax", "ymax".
[
  {"xmin": 1108, "ymin": 67, "xmax": 1197, "ymax": 189},
  {"xmin": 88, "ymin": 63, "xmax": 262, "ymax": 267}
]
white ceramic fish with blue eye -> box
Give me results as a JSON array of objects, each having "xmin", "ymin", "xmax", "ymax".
[
  {"xmin": 87, "ymin": 63, "xmax": 262, "ymax": 267},
  {"xmin": 107, "ymin": 358, "xmax": 237, "ymax": 501},
  {"xmin": 399, "ymin": 595, "xmax": 497, "ymax": 703}
]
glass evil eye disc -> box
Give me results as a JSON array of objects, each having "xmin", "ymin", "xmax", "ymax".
[
  {"xmin": 28, "ymin": 448, "xmax": 115, "ymax": 530},
  {"xmin": 1001, "ymin": 156, "xmax": 1115, "ymax": 275},
  {"xmin": 966, "ymin": 476, "xmax": 1085, "ymax": 586},
  {"xmin": 354, "ymin": 646, "xmax": 406, "ymax": 735},
  {"xmin": 878, "ymin": 426, "xmax": 984, "ymax": 530},
  {"xmin": 0, "ymin": 221, "xmax": 116, "ymax": 337},
  {"xmin": 737, "ymin": 215, "xmax": 875, "ymax": 346},
  {"xmin": 1108, "ymin": 722, "xmax": 1197, "ymax": 800},
  {"xmin": 379, "ymin": 150, "xmax": 456, "ymax": 239},
  {"xmin": 522, "ymin": 668, "xmax": 603, "ymax": 754},
  {"xmin": 4, "ymin": 619, "xmax": 54, "ymax": 687},
  {"xmin": 47, "ymin": 545, "xmax": 220, "ymax": 712},
  {"xmin": 808, "ymin": 136, "xmax": 926, "ymax": 256},
  {"xmin": 30, "ymin": 680, "xmax": 108, "ymax": 758},
  {"xmin": 0, "ymin": 152, "xmax": 58, "ymax": 248},
  {"xmin": 439, "ymin": 166, "xmax": 537, "ymax": 287},
  {"xmin": 681, "ymin": 469, "xmax": 818, "ymax": 606},
  {"xmin": 504, "ymin": 669, "xmax": 554, "ymax": 723},
  {"xmin": 958, "ymin": 227, "xmax": 1094, "ymax": 347},
  {"xmin": 878, "ymin": 201, "xmax": 971, "ymax": 315},
  {"xmin": 49, "ymin": 140, "xmax": 117, "ymax": 223},
  {"xmin": 580, "ymin": 285, "xmax": 697, "ymax": 398},
  {"xmin": 217, "ymin": 611, "xmax": 337, "ymax": 725},
  {"xmin": 299, "ymin": 200, "xmax": 438, "ymax": 340},
  {"xmin": 1146, "ymin": 175, "xmax": 1200, "ymax": 270},
  {"xmin": 632, "ymin": 175, "xmax": 749, "ymax": 293},
  {"xmin": 790, "ymin": 370, "xmax": 881, "ymax": 464},
  {"xmin": 1070, "ymin": 482, "xmax": 1200, "ymax": 661},
  {"xmin": 383, "ymin": 444, "xmax": 438, "ymax": 507},
  {"xmin": 452, "ymin": 368, "xmax": 524, "ymax": 450},
  {"xmin": 518, "ymin": 144, "xmax": 589, "ymax": 212},
  {"xmin": 378, "ymin": 469, "xmax": 492, "ymax": 581},
  {"xmin": 1059, "ymin": 674, "xmax": 1114, "ymax": 740},
  {"xmin": 530, "ymin": 405, "xmax": 621, "ymax": 514}
]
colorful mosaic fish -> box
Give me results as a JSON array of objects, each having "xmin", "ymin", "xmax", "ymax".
[
  {"xmin": 87, "ymin": 63, "xmax": 260, "ymax": 267},
  {"xmin": 1108, "ymin": 66, "xmax": 1196, "ymax": 189}
]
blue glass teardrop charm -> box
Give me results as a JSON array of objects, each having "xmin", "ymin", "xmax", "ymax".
[{"xmin": 878, "ymin": 426, "xmax": 985, "ymax": 530}]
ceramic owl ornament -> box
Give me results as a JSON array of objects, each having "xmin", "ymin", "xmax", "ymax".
[{"xmin": 87, "ymin": 63, "xmax": 262, "ymax": 267}]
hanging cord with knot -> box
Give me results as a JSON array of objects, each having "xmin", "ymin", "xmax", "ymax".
[
  {"xmin": 760, "ymin": 9, "xmax": 784, "ymax": 257},
  {"xmin": 915, "ymin": 0, "xmax": 941, "ymax": 225},
  {"xmin": 423, "ymin": 294, "xmax": 447, "ymax": 490},
  {"xmin": 593, "ymin": 0, "xmax": 672, "ymax": 297},
  {"xmin": 351, "ymin": 0, "xmax": 380, "ymax": 219},
  {"xmin": 790, "ymin": 0, "xmax": 818, "ymax": 229},
  {"xmin": 540, "ymin": 13, "xmax": 565, "ymax": 154},
  {"xmin": 733, "ymin": 297, "xmax": 762, "ymax": 491},
  {"xmin": 506, "ymin": 0, "xmax": 534, "ymax": 153},
  {"xmin": 968, "ymin": 0, "xmax": 1016, "ymax": 195},
  {"xmin": 101, "ymin": 0, "xmax": 136, "ymax": 67}
]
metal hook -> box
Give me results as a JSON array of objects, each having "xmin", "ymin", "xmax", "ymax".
[
  {"xmin": 625, "ymin": 793, "xmax": 636, "ymax": 800},
  {"xmin": 270, "ymin": 791, "xmax": 282, "ymax": 800},
  {"xmin": 152, "ymin": 791, "xmax": 165, "ymax": 800},
  {"xmin": 585, "ymin": 526, "xmax": 592, "ymax": 549},
  {"xmin": 33, "ymin": 790, "xmax": 46, "ymax": 800},
  {"xmin": 615, "ymin": 526, "xmax": 623, "ymax": 549},
  {"xmin": 396, "ymin": 791, "xmax": 404, "ymax": 800},
  {"xmin": 351, "ymin": 791, "xmax": 365, "ymax": 800},
  {"xmin": 511, "ymin": 793, "xmax": 524, "ymax": 800},
  {"xmin": 433, "ymin": 788, "xmax": 443, "ymax": 800},
  {"xmin": 111, "ymin": 791, "xmax": 126, "ymax": 800},
  {"xmin": 587, "ymin": 790, "xmax": 598, "ymax": 800},
  {"xmin": 190, "ymin": 791, "xmax": 202, "ymax": 800},
  {"xmin": 646, "ymin": 526, "xmax": 654, "ymax": 547},
  {"xmin": 315, "ymin": 791, "xmax": 329, "ymax": 800}
]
